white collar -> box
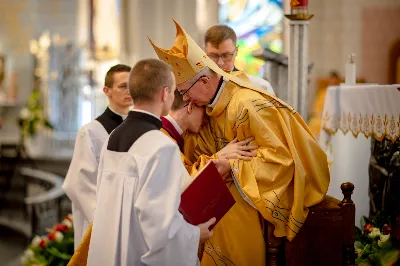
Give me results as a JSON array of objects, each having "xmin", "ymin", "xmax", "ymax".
[
  {"xmin": 207, "ymin": 80, "xmax": 227, "ymax": 108},
  {"xmin": 163, "ymin": 115, "xmax": 183, "ymax": 135},
  {"xmin": 109, "ymin": 106, "xmax": 128, "ymax": 120},
  {"xmin": 132, "ymin": 109, "xmax": 161, "ymax": 121}
]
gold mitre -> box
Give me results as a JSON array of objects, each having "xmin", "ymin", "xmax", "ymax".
[{"xmin": 148, "ymin": 19, "xmax": 242, "ymax": 85}]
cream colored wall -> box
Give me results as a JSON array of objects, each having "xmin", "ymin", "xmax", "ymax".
[
  {"xmin": 308, "ymin": 0, "xmax": 400, "ymax": 83},
  {"xmin": 119, "ymin": 0, "xmax": 219, "ymax": 65}
]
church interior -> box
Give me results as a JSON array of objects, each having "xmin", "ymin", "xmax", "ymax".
[{"xmin": 0, "ymin": 0, "xmax": 399, "ymax": 265}]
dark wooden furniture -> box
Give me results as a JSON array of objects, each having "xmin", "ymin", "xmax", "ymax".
[
  {"xmin": 266, "ymin": 182, "xmax": 356, "ymax": 266},
  {"xmin": 0, "ymin": 144, "xmax": 20, "ymax": 193}
]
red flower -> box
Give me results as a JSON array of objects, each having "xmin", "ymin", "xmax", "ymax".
[
  {"xmin": 39, "ymin": 239, "xmax": 47, "ymax": 248},
  {"xmin": 364, "ymin": 223, "xmax": 373, "ymax": 233},
  {"xmin": 65, "ymin": 215, "xmax": 72, "ymax": 222},
  {"xmin": 48, "ymin": 231, "xmax": 56, "ymax": 241},
  {"xmin": 383, "ymin": 225, "xmax": 392, "ymax": 235},
  {"xmin": 55, "ymin": 224, "xmax": 69, "ymax": 232}
]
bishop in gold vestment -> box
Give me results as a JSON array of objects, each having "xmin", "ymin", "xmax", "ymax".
[{"xmin": 149, "ymin": 19, "xmax": 330, "ymax": 266}]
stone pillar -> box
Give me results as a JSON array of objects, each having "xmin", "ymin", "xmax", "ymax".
[
  {"xmin": 288, "ymin": 20, "xmax": 309, "ymax": 118},
  {"xmin": 285, "ymin": 0, "xmax": 313, "ymax": 120}
]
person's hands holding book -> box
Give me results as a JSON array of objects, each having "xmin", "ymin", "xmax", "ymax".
[
  {"xmin": 217, "ymin": 137, "xmax": 258, "ymax": 161},
  {"xmin": 197, "ymin": 217, "xmax": 216, "ymax": 244}
]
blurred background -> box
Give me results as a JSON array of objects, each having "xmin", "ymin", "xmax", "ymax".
[{"xmin": 0, "ymin": 0, "xmax": 399, "ymax": 265}]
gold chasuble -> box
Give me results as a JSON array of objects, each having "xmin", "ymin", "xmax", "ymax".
[
  {"xmin": 150, "ymin": 19, "xmax": 330, "ymax": 266},
  {"xmin": 160, "ymin": 128, "xmax": 216, "ymax": 176}
]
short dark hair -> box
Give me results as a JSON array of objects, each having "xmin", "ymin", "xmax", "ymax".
[
  {"xmin": 129, "ymin": 59, "xmax": 174, "ymax": 104},
  {"xmin": 104, "ymin": 64, "xmax": 131, "ymax": 87},
  {"xmin": 204, "ymin": 24, "xmax": 237, "ymax": 48},
  {"xmin": 171, "ymin": 89, "xmax": 188, "ymax": 111}
]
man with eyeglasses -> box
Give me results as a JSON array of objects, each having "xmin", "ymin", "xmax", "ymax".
[
  {"xmin": 149, "ymin": 19, "xmax": 329, "ymax": 266},
  {"xmin": 204, "ymin": 24, "xmax": 275, "ymax": 95}
]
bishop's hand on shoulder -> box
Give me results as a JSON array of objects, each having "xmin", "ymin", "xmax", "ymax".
[
  {"xmin": 197, "ymin": 217, "xmax": 216, "ymax": 244},
  {"xmin": 217, "ymin": 137, "xmax": 258, "ymax": 161}
]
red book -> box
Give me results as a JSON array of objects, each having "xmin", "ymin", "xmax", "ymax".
[{"xmin": 179, "ymin": 161, "xmax": 236, "ymax": 230}]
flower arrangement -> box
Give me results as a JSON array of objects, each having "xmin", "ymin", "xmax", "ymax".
[
  {"xmin": 21, "ymin": 214, "xmax": 74, "ymax": 266},
  {"xmin": 18, "ymin": 90, "xmax": 53, "ymax": 138},
  {"xmin": 355, "ymin": 212, "xmax": 400, "ymax": 265}
]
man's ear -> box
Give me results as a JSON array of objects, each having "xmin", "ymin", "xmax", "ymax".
[
  {"xmin": 161, "ymin": 86, "xmax": 169, "ymax": 102},
  {"xmin": 200, "ymin": 76, "xmax": 209, "ymax": 84},
  {"xmin": 187, "ymin": 102, "xmax": 194, "ymax": 114},
  {"xmin": 103, "ymin": 86, "xmax": 111, "ymax": 97}
]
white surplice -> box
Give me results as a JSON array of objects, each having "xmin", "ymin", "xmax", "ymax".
[
  {"xmin": 247, "ymin": 74, "xmax": 275, "ymax": 95},
  {"xmin": 62, "ymin": 120, "xmax": 108, "ymax": 250},
  {"xmin": 87, "ymin": 130, "xmax": 200, "ymax": 266}
]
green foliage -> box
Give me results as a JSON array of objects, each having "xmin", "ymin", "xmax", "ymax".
[
  {"xmin": 355, "ymin": 212, "xmax": 400, "ymax": 265},
  {"xmin": 17, "ymin": 90, "xmax": 53, "ymax": 137},
  {"xmin": 22, "ymin": 215, "xmax": 74, "ymax": 266}
]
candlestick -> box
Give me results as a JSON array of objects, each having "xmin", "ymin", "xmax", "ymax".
[{"xmin": 286, "ymin": 0, "xmax": 313, "ymax": 20}]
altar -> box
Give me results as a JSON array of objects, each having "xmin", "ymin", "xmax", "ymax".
[{"xmin": 319, "ymin": 84, "xmax": 400, "ymax": 224}]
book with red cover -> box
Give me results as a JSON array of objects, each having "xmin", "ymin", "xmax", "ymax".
[{"xmin": 179, "ymin": 161, "xmax": 236, "ymax": 230}]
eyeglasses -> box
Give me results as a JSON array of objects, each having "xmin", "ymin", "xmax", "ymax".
[
  {"xmin": 206, "ymin": 48, "xmax": 237, "ymax": 63},
  {"xmin": 178, "ymin": 75, "xmax": 205, "ymax": 96}
]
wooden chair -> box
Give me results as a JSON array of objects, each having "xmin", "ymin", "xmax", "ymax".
[{"xmin": 266, "ymin": 182, "xmax": 356, "ymax": 266}]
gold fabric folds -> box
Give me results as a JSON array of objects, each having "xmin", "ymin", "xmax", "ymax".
[{"xmin": 184, "ymin": 73, "xmax": 330, "ymax": 242}]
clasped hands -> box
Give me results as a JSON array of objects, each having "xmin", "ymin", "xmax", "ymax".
[{"xmin": 212, "ymin": 137, "xmax": 258, "ymax": 176}]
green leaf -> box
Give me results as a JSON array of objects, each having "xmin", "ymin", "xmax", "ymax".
[
  {"xmin": 356, "ymin": 226, "xmax": 363, "ymax": 239},
  {"xmin": 360, "ymin": 244, "xmax": 372, "ymax": 259},
  {"xmin": 47, "ymin": 247, "xmax": 71, "ymax": 260},
  {"xmin": 370, "ymin": 241, "xmax": 380, "ymax": 254},
  {"xmin": 361, "ymin": 216, "xmax": 368, "ymax": 229},
  {"xmin": 355, "ymin": 240, "xmax": 365, "ymax": 250}
]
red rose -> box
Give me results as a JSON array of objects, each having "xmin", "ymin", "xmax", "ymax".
[
  {"xmin": 383, "ymin": 225, "xmax": 392, "ymax": 235},
  {"xmin": 55, "ymin": 224, "xmax": 69, "ymax": 232},
  {"xmin": 364, "ymin": 223, "xmax": 373, "ymax": 233},
  {"xmin": 39, "ymin": 239, "xmax": 47, "ymax": 248},
  {"xmin": 48, "ymin": 232, "xmax": 56, "ymax": 241},
  {"xmin": 55, "ymin": 224, "xmax": 64, "ymax": 231}
]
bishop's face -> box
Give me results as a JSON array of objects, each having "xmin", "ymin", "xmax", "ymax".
[
  {"xmin": 177, "ymin": 76, "xmax": 214, "ymax": 107},
  {"xmin": 107, "ymin": 72, "xmax": 133, "ymax": 108}
]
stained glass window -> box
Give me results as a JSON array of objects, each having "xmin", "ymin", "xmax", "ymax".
[{"xmin": 218, "ymin": 0, "xmax": 284, "ymax": 76}]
